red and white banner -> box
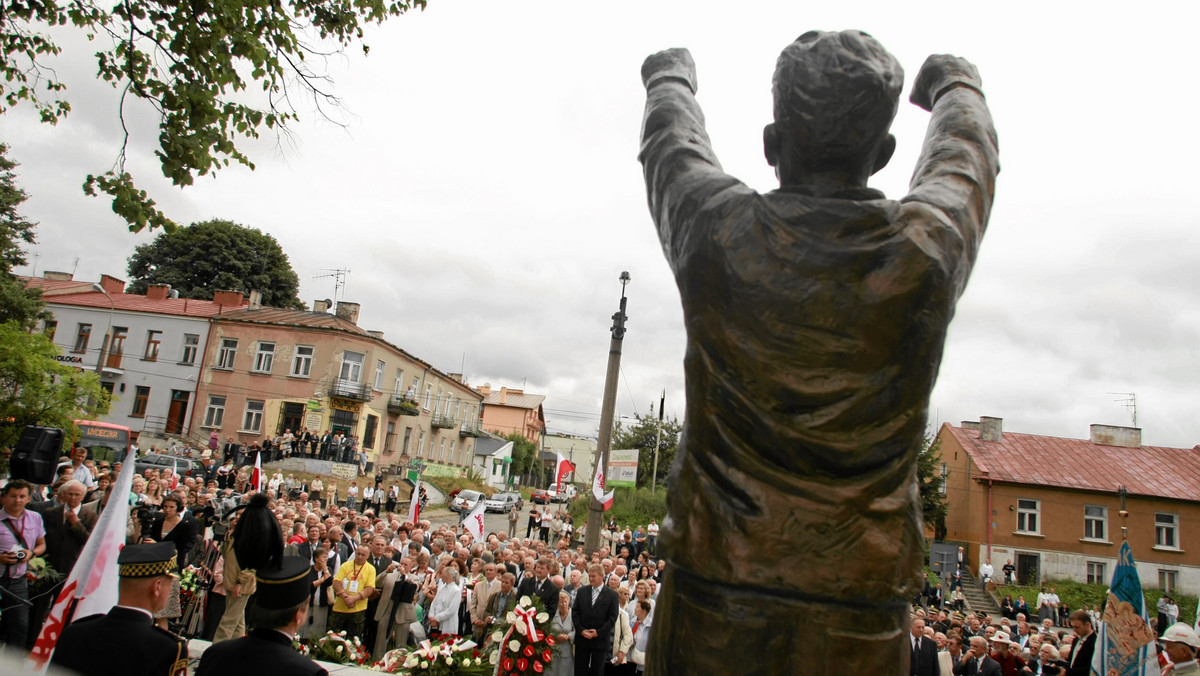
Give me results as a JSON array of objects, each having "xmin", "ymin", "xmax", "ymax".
[
  {"xmin": 592, "ymin": 454, "xmax": 614, "ymax": 511},
  {"xmin": 27, "ymin": 447, "xmax": 137, "ymax": 671},
  {"xmin": 554, "ymin": 452, "xmax": 575, "ymax": 494},
  {"xmin": 406, "ymin": 480, "xmax": 421, "ymax": 525},
  {"xmin": 251, "ymin": 451, "xmax": 262, "ymax": 493},
  {"xmin": 462, "ymin": 499, "xmax": 487, "ymax": 542}
]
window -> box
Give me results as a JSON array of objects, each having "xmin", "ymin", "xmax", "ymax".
[
  {"xmin": 340, "ymin": 351, "xmax": 364, "ymax": 383},
  {"xmin": 1156, "ymin": 513, "xmax": 1179, "ymax": 548},
  {"xmin": 43, "ymin": 320, "xmax": 57, "ymax": 341},
  {"xmin": 216, "ymin": 338, "xmax": 238, "ymax": 369},
  {"xmin": 131, "ymin": 386, "xmax": 150, "ymax": 417},
  {"xmin": 439, "ymin": 439, "xmax": 446, "ymax": 462},
  {"xmin": 144, "ymin": 330, "xmax": 162, "ymax": 361},
  {"xmin": 363, "ymin": 414, "xmax": 378, "ymax": 450},
  {"xmin": 203, "ymin": 396, "xmax": 226, "ymax": 427},
  {"xmin": 73, "ymin": 324, "xmax": 91, "ymax": 353},
  {"xmin": 98, "ymin": 382, "xmax": 114, "ymax": 414},
  {"xmin": 1160, "ymin": 569, "xmax": 1179, "ymax": 593},
  {"xmin": 107, "ymin": 327, "xmax": 128, "ymax": 368},
  {"xmin": 242, "ymin": 400, "xmax": 264, "ymax": 432},
  {"xmin": 291, "ymin": 345, "xmax": 314, "ymax": 377},
  {"xmin": 374, "ymin": 360, "xmax": 385, "ymax": 391},
  {"xmin": 939, "ymin": 463, "xmax": 948, "ymax": 495},
  {"xmin": 394, "ymin": 369, "xmax": 404, "ymax": 396},
  {"xmin": 417, "ymin": 431, "xmax": 426, "ymax": 458},
  {"xmin": 1086, "ymin": 562, "xmax": 1106, "ymax": 585},
  {"xmin": 253, "ymin": 342, "xmax": 275, "ymax": 373},
  {"xmin": 424, "ymin": 384, "xmax": 433, "ymax": 410},
  {"xmin": 181, "ymin": 334, "xmax": 199, "ymax": 364},
  {"xmin": 385, "ymin": 421, "xmax": 396, "ymax": 452},
  {"xmin": 1084, "ymin": 505, "xmax": 1107, "ymax": 541},
  {"xmin": 402, "ymin": 428, "xmax": 412, "ymax": 454},
  {"xmin": 1016, "ymin": 499, "xmax": 1040, "ymax": 534}
]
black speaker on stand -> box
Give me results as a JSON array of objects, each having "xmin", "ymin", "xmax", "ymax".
[{"xmin": 10, "ymin": 426, "xmax": 64, "ymax": 485}]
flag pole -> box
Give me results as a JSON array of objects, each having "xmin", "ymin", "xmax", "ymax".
[
  {"xmin": 584, "ymin": 272, "xmax": 630, "ymax": 555},
  {"xmin": 651, "ymin": 389, "xmax": 664, "ymax": 493}
]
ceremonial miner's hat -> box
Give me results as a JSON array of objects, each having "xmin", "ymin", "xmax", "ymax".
[
  {"xmin": 118, "ymin": 542, "xmax": 177, "ymax": 578},
  {"xmin": 255, "ymin": 555, "xmax": 314, "ymax": 610}
]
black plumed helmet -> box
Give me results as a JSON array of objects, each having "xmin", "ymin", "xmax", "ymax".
[{"xmin": 230, "ymin": 492, "xmax": 283, "ymax": 572}]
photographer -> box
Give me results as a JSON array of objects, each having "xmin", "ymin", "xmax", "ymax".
[
  {"xmin": 1022, "ymin": 643, "xmax": 1067, "ymax": 675},
  {"xmin": 138, "ymin": 494, "xmax": 196, "ymax": 629},
  {"xmin": 0, "ymin": 479, "xmax": 47, "ymax": 650}
]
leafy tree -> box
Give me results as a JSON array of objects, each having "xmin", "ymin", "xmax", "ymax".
[
  {"xmin": 499, "ymin": 432, "xmax": 540, "ymax": 488},
  {"xmin": 2, "ymin": 0, "xmax": 427, "ymax": 232},
  {"xmin": 126, "ymin": 219, "xmax": 304, "ymax": 309},
  {"xmin": 611, "ymin": 412, "xmax": 681, "ymax": 490},
  {"xmin": 0, "ymin": 322, "xmax": 109, "ymax": 450},
  {"xmin": 917, "ymin": 434, "xmax": 949, "ymax": 541},
  {"xmin": 0, "ymin": 144, "xmax": 45, "ymax": 328}
]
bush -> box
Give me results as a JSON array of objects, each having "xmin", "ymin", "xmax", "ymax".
[
  {"xmin": 994, "ymin": 578, "xmax": 1196, "ymax": 626},
  {"xmin": 567, "ymin": 487, "xmax": 667, "ymax": 530}
]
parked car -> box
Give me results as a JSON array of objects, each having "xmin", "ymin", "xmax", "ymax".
[
  {"xmin": 547, "ymin": 485, "xmax": 577, "ymax": 503},
  {"xmin": 450, "ymin": 489, "xmax": 485, "ymax": 513},
  {"xmin": 133, "ymin": 453, "xmax": 204, "ymax": 480},
  {"xmin": 484, "ymin": 492, "xmax": 524, "ymax": 513},
  {"xmin": 530, "ymin": 489, "xmax": 551, "ymax": 505}
]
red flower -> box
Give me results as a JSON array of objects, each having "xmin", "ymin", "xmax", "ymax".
[
  {"xmin": 533, "ymin": 661, "xmax": 544, "ymax": 673},
  {"xmin": 503, "ymin": 657, "xmax": 513, "ymax": 671},
  {"xmin": 546, "ymin": 635, "xmax": 556, "ymax": 646},
  {"xmin": 542, "ymin": 649, "xmax": 553, "ymax": 662},
  {"xmin": 524, "ymin": 644, "xmax": 536, "ymax": 657},
  {"xmin": 518, "ymin": 657, "xmax": 529, "ymax": 671}
]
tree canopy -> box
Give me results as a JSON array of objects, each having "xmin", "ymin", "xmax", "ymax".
[
  {"xmin": 612, "ymin": 411, "xmax": 681, "ymax": 490},
  {"xmin": 126, "ymin": 219, "xmax": 304, "ymax": 309},
  {"xmin": 917, "ymin": 434, "xmax": 949, "ymax": 541},
  {"xmin": 0, "ymin": 322, "xmax": 109, "ymax": 450},
  {"xmin": 0, "ymin": 144, "xmax": 45, "ymax": 328},
  {"xmin": 499, "ymin": 431, "xmax": 541, "ymax": 488},
  {"xmin": 2, "ymin": 0, "xmax": 426, "ymax": 232}
]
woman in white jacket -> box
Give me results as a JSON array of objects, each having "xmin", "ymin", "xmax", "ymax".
[{"xmin": 428, "ymin": 566, "xmax": 462, "ymax": 636}]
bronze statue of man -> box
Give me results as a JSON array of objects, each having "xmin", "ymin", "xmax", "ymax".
[{"xmin": 638, "ymin": 30, "xmax": 998, "ymax": 674}]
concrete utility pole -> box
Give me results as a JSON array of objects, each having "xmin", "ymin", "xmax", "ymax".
[{"xmin": 585, "ymin": 271, "xmax": 630, "ymax": 555}]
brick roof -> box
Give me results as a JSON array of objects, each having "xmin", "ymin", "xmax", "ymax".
[
  {"xmin": 945, "ymin": 423, "xmax": 1200, "ymax": 501},
  {"xmin": 40, "ymin": 289, "xmax": 246, "ymax": 317}
]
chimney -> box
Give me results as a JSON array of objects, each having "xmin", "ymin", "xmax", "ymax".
[
  {"xmin": 99, "ymin": 274, "xmax": 126, "ymax": 294},
  {"xmin": 248, "ymin": 290, "xmax": 263, "ymax": 309},
  {"xmin": 145, "ymin": 284, "xmax": 171, "ymax": 300},
  {"xmin": 478, "ymin": 383, "xmax": 491, "ymax": 396},
  {"xmin": 1090, "ymin": 424, "xmax": 1141, "ymax": 448},
  {"xmin": 367, "ymin": 330, "xmax": 384, "ymax": 340},
  {"xmin": 212, "ymin": 290, "xmax": 245, "ymax": 307},
  {"xmin": 335, "ymin": 301, "xmax": 360, "ymax": 325},
  {"xmin": 979, "ymin": 416, "xmax": 1003, "ymax": 442},
  {"xmin": 42, "ymin": 271, "xmax": 73, "ymax": 281},
  {"xmin": 961, "ymin": 421, "xmax": 981, "ymax": 431},
  {"xmin": 447, "ymin": 373, "xmax": 463, "ymax": 383},
  {"xmin": 313, "ymin": 299, "xmax": 331, "ymax": 313},
  {"xmin": 499, "ymin": 387, "xmax": 507, "ymax": 405}
]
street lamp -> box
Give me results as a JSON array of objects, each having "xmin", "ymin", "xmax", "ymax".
[
  {"xmin": 91, "ymin": 283, "xmax": 116, "ymax": 374},
  {"xmin": 585, "ymin": 271, "xmax": 630, "ymax": 554}
]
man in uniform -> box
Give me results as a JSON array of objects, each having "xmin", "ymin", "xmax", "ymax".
[
  {"xmin": 196, "ymin": 555, "xmax": 325, "ymax": 676},
  {"xmin": 50, "ymin": 542, "xmax": 188, "ymax": 676}
]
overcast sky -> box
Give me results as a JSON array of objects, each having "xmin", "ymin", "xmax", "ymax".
[{"xmin": 6, "ymin": 1, "xmax": 1198, "ymax": 449}]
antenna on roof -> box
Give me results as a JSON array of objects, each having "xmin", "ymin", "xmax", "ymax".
[
  {"xmin": 1107, "ymin": 392, "xmax": 1137, "ymax": 427},
  {"xmin": 314, "ymin": 268, "xmax": 351, "ymax": 302}
]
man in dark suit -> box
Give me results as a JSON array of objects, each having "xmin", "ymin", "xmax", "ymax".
[
  {"xmin": 197, "ymin": 555, "xmax": 326, "ymax": 676},
  {"xmin": 29, "ymin": 480, "xmax": 96, "ymax": 647},
  {"xmin": 1064, "ymin": 610, "xmax": 1097, "ymax": 676},
  {"xmin": 572, "ymin": 563, "xmax": 620, "ymax": 676},
  {"xmin": 954, "ymin": 636, "xmax": 1001, "ymax": 676},
  {"xmin": 516, "ymin": 557, "xmax": 560, "ymax": 611},
  {"xmin": 51, "ymin": 542, "xmax": 189, "ymax": 676},
  {"xmin": 909, "ymin": 618, "xmax": 939, "ymax": 676}
]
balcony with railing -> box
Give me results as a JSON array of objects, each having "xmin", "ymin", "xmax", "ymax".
[
  {"xmin": 431, "ymin": 415, "xmax": 456, "ymax": 429},
  {"xmin": 459, "ymin": 423, "xmax": 484, "ymax": 437},
  {"xmin": 326, "ymin": 380, "xmax": 371, "ymax": 401},
  {"xmin": 387, "ymin": 396, "xmax": 421, "ymax": 416}
]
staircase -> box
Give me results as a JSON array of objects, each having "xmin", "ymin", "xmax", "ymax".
[{"xmin": 957, "ymin": 568, "xmax": 1001, "ymax": 616}]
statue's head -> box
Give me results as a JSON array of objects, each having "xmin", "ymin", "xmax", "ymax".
[{"xmin": 766, "ymin": 30, "xmax": 903, "ymax": 188}]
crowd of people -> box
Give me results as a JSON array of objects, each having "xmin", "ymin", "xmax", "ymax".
[{"xmin": 0, "ymin": 444, "xmax": 661, "ymax": 676}]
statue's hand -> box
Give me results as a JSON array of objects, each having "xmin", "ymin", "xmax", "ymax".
[
  {"xmin": 910, "ymin": 54, "xmax": 981, "ymax": 111},
  {"xmin": 642, "ymin": 48, "xmax": 697, "ymax": 93}
]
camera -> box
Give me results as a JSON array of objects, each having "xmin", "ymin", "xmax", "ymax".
[{"xmin": 8, "ymin": 545, "xmax": 25, "ymax": 561}]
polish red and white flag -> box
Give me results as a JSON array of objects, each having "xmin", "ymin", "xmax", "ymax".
[{"xmin": 592, "ymin": 455, "xmax": 614, "ymax": 511}]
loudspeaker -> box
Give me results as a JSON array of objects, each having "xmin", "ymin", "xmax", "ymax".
[{"xmin": 11, "ymin": 426, "xmax": 64, "ymax": 485}]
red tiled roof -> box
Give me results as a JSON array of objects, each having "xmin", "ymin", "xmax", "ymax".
[
  {"xmin": 482, "ymin": 391, "xmax": 546, "ymax": 411},
  {"xmin": 43, "ymin": 290, "xmax": 246, "ymax": 317},
  {"xmin": 946, "ymin": 424, "xmax": 1200, "ymax": 502},
  {"xmin": 214, "ymin": 307, "xmax": 368, "ymax": 334},
  {"xmin": 23, "ymin": 278, "xmax": 96, "ymax": 296}
]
